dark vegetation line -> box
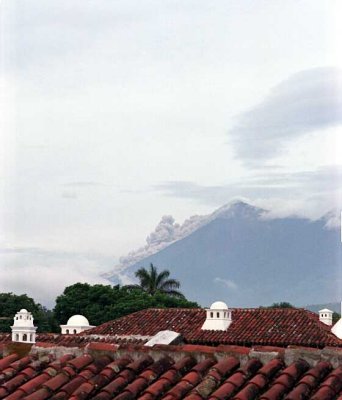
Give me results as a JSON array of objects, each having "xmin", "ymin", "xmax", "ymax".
[{"xmin": 1, "ymin": 264, "xmax": 339, "ymax": 333}]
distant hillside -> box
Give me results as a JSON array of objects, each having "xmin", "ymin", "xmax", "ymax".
[{"xmin": 107, "ymin": 201, "xmax": 342, "ymax": 308}]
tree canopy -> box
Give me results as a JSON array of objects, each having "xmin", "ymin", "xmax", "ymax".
[
  {"xmin": 0, "ymin": 266, "xmax": 197, "ymax": 333},
  {"xmin": 265, "ymin": 302, "xmax": 295, "ymax": 308},
  {"xmin": 333, "ymin": 312, "xmax": 340, "ymax": 324},
  {"xmin": 0, "ymin": 293, "xmax": 59, "ymax": 333},
  {"xmin": 125, "ymin": 263, "xmax": 184, "ymax": 298},
  {"xmin": 54, "ymin": 282, "xmax": 198, "ymax": 326}
]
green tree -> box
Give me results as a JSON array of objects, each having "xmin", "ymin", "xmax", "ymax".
[
  {"xmin": 0, "ymin": 293, "xmax": 58, "ymax": 333},
  {"xmin": 54, "ymin": 282, "xmax": 198, "ymax": 326},
  {"xmin": 268, "ymin": 302, "xmax": 294, "ymax": 308},
  {"xmin": 333, "ymin": 312, "xmax": 340, "ymax": 324},
  {"xmin": 259, "ymin": 302, "xmax": 295, "ymax": 309},
  {"xmin": 125, "ymin": 263, "xmax": 184, "ymax": 298}
]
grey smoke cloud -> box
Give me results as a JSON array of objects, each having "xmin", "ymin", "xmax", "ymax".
[
  {"xmin": 230, "ymin": 67, "xmax": 342, "ymax": 163},
  {"xmin": 115, "ymin": 214, "xmax": 208, "ymax": 270},
  {"xmin": 106, "ymin": 200, "xmax": 261, "ymax": 278}
]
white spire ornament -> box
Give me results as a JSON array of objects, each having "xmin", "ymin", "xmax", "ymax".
[{"xmin": 11, "ymin": 309, "xmax": 37, "ymax": 343}]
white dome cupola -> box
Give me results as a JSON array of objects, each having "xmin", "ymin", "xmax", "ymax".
[
  {"xmin": 201, "ymin": 301, "xmax": 232, "ymax": 331},
  {"xmin": 319, "ymin": 308, "xmax": 333, "ymax": 326},
  {"xmin": 60, "ymin": 314, "xmax": 95, "ymax": 334},
  {"xmin": 11, "ymin": 309, "xmax": 37, "ymax": 343}
]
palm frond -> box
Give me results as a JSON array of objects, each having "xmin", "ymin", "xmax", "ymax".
[
  {"xmin": 133, "ymin": 263, "xmax": 182, "ymax": 297},
  {"xmin": 135, "ymin": 267, "xmax": 151, "ymax": 290},
  {"xmin": 160, "ymin": 289, "xmax": 185, "ymax": 298},
  {"xmin": 159, "ymin": 278, "xmax": 181, "ymax": 290},
  {"xmin": 155, "ymin": 270, "xmax": 170, "ymax": 287}
]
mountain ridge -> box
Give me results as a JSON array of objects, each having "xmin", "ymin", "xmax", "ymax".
[{"xmin": 107, "ymin": 201, "xmax": 341, "ymax": 307}]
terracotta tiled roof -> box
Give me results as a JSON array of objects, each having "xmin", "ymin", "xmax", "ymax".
[
  {"xmin": 0, "ymin": 349, "xmax": 341, "ymax": 400},
  {"xmin": 0, "ymin": 334, "xmax": 147, "ymax": 347},
  {"xmin": 83, "ymin": 308, "xmax": 342, "ymax": 348}
]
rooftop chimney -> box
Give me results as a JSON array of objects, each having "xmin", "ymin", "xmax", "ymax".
[
  {"xmin": 201, "ymin": 301, "xmax": 232, "ymax": 331},
  {"xmin": 11, "ymin": 309, "xmax": 37, "ymax": 343},
  {"xmin": 318, "ymin": 308, "xmax": 333, "ymax": 326}
]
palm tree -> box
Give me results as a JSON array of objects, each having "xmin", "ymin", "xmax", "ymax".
[{"xmin": 125, "ymin": 263, "xmax": 184, "ymax": 298}]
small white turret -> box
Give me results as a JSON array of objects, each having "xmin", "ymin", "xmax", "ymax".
[
  {"xmin": 318, "ymin": 308, "xmax": 333, "ymax": 326},
  {"xmin": 11, "ymin": 309, "xmax": 37, "ymax": 343},
  {"xmin": 201, "ymin": 301, "xmax": 232, "ymax": 331},
  {"xmin": 60, "ymin": 315, "xmax": 95, "ymax": 334}
]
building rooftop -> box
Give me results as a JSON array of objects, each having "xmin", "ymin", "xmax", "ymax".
[
  {"xmin": 0, "ymin": 341, "xmax": 341, "ymax": 400},
  {"xmin": 0, "ymin": 333, "xmax": 148, "ymax": 347},
  {"xmin": 83, "ymin": 308, "xmax": 342, "ymax": 349}
]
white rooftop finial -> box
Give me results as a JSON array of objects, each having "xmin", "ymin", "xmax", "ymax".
[
  {"xmin": 11, "ymin": 309, "xmax": 37, "ymax": 343},
  {"xmin": 318, "ymin": 308, "xmax": 333, "ymax": 326},
  {"xmin": 201, "ymin": 301, "xmax": 232, "ymax": 331}
]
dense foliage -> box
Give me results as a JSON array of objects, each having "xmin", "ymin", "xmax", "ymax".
[
  {"xmin": 2, "ymin": 277, "xmax": 338, "ymax": 334},
  {"xmin": 333, "ymin": 312, "xmax": 340, "ymax": 324},
  {"xmin": 0, "ymin": 293, "xmax": 59, "ymax": 333},
  {"xmin": 261, "ymin": 302, "xmax": 295, "ymax": 308},
  {"xmin": 53, "ymin": 283, "xmax": 198, "ymax": 326}
]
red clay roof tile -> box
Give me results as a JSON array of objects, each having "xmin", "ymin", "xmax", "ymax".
[
  {"xmin": 183, "ymin": 394, "xmax": 203, "ymax": 400},
  {"xmin": 0, "ymin": 354, "xmax": 19, "ymax": 370},
  {"xmin": 83, "ymin": 308, "xmax": 342, "ymax": 349},
  {"xmin": 165, "ymin": 379, "xmax": 196, "ymax": 400},
  {"xmin": 314, "ymin": 367, "xmax": 342, "ymax": 397},
  {"xmin": 311, "ymin": 385, "xmax": 336, "ymax": 400},
  {"xmin": 55, "ymin": 376, "xmax": 87, "ymax": 397},
  {"xmin": 1, "ymin": 368, "xmax": 37, "ymax": 392},
  {"xmin": 210, "ymin": 379, "xmax": 241, "ymax": 400},
  {"xmin": 0, "ymin": 347, "xmax": 341, "ymax": 400},
  {"xmin": 141, "ymin": 378, "xmax": 171, "ymax": 398},
  {"xmin": 25, "ymin": 387, "xmax": 52, "ymax": 400},
  {"xmin": 67, "ymin": 355, "xmax": 93, "ymax": 371},
  {"xmin": 211, "ymin": 357, "xmax": 240, "ymax": 378},
  {"xmin": 43, "ymin": 373, "xmax": 71, "ymax": 391},
  {"xmin": 248, "ymin": 374, "xmax": 268, "ymax": 389},
  {"xmin": 192, "ymin": 359, "xmax": 217, "ymax": 375},
  {"xmin": 234, "ymin": 382, "xmax": 260, "ymax": 400},
  {"xmin": 183, "ymin": 371, "xmax": 202, "ymax": 386},
  {"xmin": 257, "ymin": 358, "xmax": 284, "ymax": 377},
  {"xmin": 5, "ymin": 389, "xmax": 28, "ymax": 400},
  {"xmin": 13, "ymin": 373, "xmax": 51, "ymax": 396}
]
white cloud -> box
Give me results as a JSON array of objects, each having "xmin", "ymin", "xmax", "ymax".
[
  {"xmin": 0, "ymin": 247, "xmax": 114, "ymax": 308},
  {"xmin": 230, "ymin": 67, "xmax": 342, "ymax": 164},
  {"xmin": 155, "ymin": 165, "xmax": 342, "ymax": 223},
  {"xmin": 214, "ymin": 277, "xmax": 238, "ymax": 290},
  {"xmin": 61, "ymin": 191, "xmax": 78, "ymax": 199}
]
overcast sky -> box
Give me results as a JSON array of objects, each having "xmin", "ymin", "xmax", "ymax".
[{"xmin": 1, "ymin": 1, "xmax": 341, "ymax": 307}]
